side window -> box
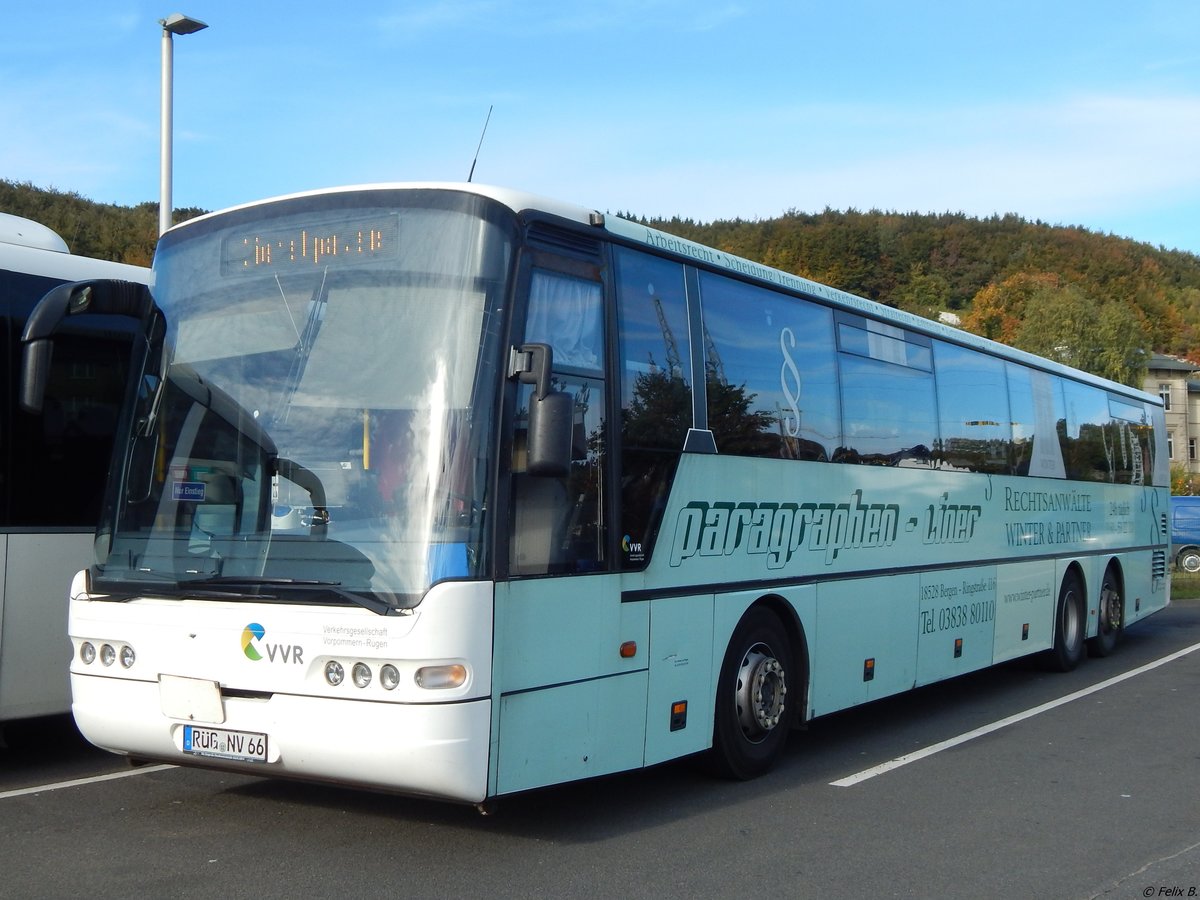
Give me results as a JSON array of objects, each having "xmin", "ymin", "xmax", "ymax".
[
  {"xmin": 1107, "ymin": 394, "xmax": 1153, "ymax": 485},
  {"xmin": 836, "ymin": 314, "xmax": 936, "ymax": 466},
  {"xmin": 1007, "ymin": 364, "xmax": 1066, "ymax": 479},
  {"xmin": 933, "ymin": 341, "xmax": 1012, "ymax": 474},
  {"xmin": 525, "ymin": 270, "xmax": 603, "ymax": 371},
  {"xmin": 1061, "ymin": 380, "xmax": 1113, "ymax": 482},
  {"xmin": 511, "ymin": 268, "xmax": 607, "ymax": 576},
  {"xmin": 699, "ymin": 273, "xmax": 840, "ymax": 461},
  {"xmin": 613, "ymin": 248, "xmax": 690, "ymax": 569}
]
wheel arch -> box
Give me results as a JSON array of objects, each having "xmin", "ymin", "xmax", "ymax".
[
  {"xmin": 1102, "ymin": 556, "xmax": 1125, "ymax": 595},
  {"xmin": 1061, "ymin": 558, "xmax": 1088, "ymax": 600}
]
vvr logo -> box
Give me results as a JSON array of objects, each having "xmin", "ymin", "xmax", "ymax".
[{"xmin": 241, "ymin": 622, "xmax": 305, "ymax": 664}]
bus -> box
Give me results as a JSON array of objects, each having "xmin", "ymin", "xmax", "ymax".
[
  {"xmin": 0, "ymin": 212, "xmax": 149, "ymax": 726},
  {"xmin": 20, "ymin": 184, "xmax": 1168, "ymax": 803}
]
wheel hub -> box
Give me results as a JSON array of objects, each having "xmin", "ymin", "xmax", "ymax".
[
  {"xmin": 736, "ymin": 645, "xmax": 787, "ymax": 740},
  {"xmin": 1100, "ymin": 586, "xmax": 1122, "ymax": 632}
]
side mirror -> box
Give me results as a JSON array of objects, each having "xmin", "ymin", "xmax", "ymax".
[
  {"xmin": 512, "ymin": 343, "xmax": 573, "ymax": 478},
  {"xmin": 20, "ymin": 279, "xmax": 154, "ymax": 413},
  {"xmin": 19, "ymin": 339, "xmax": 54, "ymax": 415},
  {"xmin": 526, "ymin": 390, "xmax": 573, "ymax": 477}
]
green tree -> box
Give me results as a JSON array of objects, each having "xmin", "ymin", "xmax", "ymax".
[
  {"xmin": 962, "ymin": 272, "xmax": 1060, "ymax": 344},
  {"xmin": 894, "ymin": 264, "xmax": 950, "ymax": 320},
  {"xmin": 1171, "ymin": 463, "xmax": 1197, "ymax": 496},
  {"xmin": 1012, "ymin": 281, "xmax": 1150, "ymax": 386}
]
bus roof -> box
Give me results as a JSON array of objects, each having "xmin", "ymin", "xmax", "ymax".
[
  {"xmin": 0, "ymin": 212, "xmax": 70, "ymax": 253},
  {"xmin": 165, "ymin": 182, "xmax": 1160, "ymax": 407},
  {"xmin": 0, "ymin": 232, "xmax": 151, "ymax": 287}
]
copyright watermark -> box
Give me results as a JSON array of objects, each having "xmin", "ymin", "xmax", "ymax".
[{"xmin": 1144, "ymin": 889, "xmax": 1199, "ymax": 897}]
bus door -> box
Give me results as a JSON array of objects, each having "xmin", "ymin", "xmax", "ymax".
[{"xmin": 492, "ymin": 253, "xmax": 649, "ymax": 796}]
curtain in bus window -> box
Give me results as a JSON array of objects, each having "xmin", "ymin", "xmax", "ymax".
[
  {"xmin": 1008, "ymin": 365, "xmax": 1067, "ymax": 479},
  {"xmin": 525, "ymin": 271, "xmax": 602, "ymax": 372},
  {"xmin": 174, "ymin": 302, "xmax": 298, "ymax": 363},
  {"xmin": 1148, "ymin": 402, "xmax": 1170, "ymax": 487},
  {"xmin": 293, "ymin": 286, "xmax": 483, "ymax": 408},
  {"xmin": 511, "ymin": 271, "xmax": 607, "ymax": 576},
  {"xmin": 932, "ymin": 341, "xmax": 1012, "ymax": 474},
  {"xmin": 698, "ymin": 272, "xmax": 839, "ymax": 461}
]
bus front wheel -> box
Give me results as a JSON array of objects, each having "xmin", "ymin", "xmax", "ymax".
[
  {"xmin": 1048, "ymin": 571, "xmax": 1086, "ymax": 672},
  {"xmin": 709, "ymin": 606, "xmax": 794, "ymax": 780}
]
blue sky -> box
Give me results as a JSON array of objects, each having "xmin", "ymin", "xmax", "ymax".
[{"xmin": 3, "ymin": 1, "xmax": 1199, "ymax": 255}]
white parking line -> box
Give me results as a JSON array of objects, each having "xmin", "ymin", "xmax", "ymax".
[
  {"xmin": 830, "ymin": 640, "xmax": 1200, "ymax": 788},
  {"xmin": 0, "ymin": 764, "xmax": 176, "ymax": 801}
]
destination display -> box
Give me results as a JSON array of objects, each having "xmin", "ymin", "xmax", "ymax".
[{"xmin": 221, "ymin": 216, "xmax": 398, "ymax": 274}]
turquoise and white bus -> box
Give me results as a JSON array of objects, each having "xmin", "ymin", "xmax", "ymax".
[
  {"xmin": 22, "ymin": 184, "xmax": 1168, "ymax": 802},
  {"xmin": 0, "ymin": 212, "xmax": 149, "ymax": 726}
]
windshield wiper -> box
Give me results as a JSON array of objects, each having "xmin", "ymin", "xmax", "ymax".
[{"xmin": 184, "ymin": 576, "xmax": 393, "ymax": 616}]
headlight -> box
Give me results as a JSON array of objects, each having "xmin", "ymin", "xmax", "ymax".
[
  {"xmin": 324, "ymin": 660, "xmax": 345, "ymax": 686},
  {"xmin": 100, "ymin": 643, "xmax": 116, "ymax": 667},
  {"xmin": 380, "ymin": 664, "xmax": 400, "ymax": 691},
  {"xmin": 119, "ymin": 645, "xmax": 136, "ymax": 669},
  {"xmin": 80, "ymin": 642, "xmax": 97, "ymax": 665},
  {"xmin": 352, "ymin": 662, "xmax": 372, "ymax": 689}
]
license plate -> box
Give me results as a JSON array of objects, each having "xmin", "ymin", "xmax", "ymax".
[{"xmin": 183, "ymin": 725, "xmax": 267, "ymax": 763}]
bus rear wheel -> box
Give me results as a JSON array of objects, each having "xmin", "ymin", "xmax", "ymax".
[
  {"xmin": 1047, "ymin": 570, "xmax": 1086, "ymax": 672},
  {"xmin": 1088, "ymin": 567, "xmax": 1123, "ymax": 658},
  {"xmin": 709, "ymin": 606, "xmax": 794, "ymax": 780}
]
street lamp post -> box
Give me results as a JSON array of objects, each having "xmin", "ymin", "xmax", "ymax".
[{"xmin": 159, "ymin": 12, "xmax": 208, "ymax": 236}]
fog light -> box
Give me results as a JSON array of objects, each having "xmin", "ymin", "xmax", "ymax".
[
  {"xmin": 324, "ymin": 660, "xmax": 344, "ymax": 686},
  {"xmin": 100, "ymin": 643, "xmax": 116, "ymax": 667},
  {"xmin": 80, "ymin": 642, "xmax": 97, "ymax": 665},
  {"xmin": 414, "ymin": 664, "xmax": 467, "ymax": 689},
  {"xmin": 380, "ymin": 664, "xmax": 400, "ymax": 691},
  {"xmin": 352, "ymin": 662, "xmax": 372, "ymax": 688},
  {"xmin": 119, "ymin": 645, "xmax": 136, "ymax": 669}
]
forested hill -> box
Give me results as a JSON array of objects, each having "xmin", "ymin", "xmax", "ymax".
[
  {"xmin": 0, "ymin": 180, "xmax": 203, "ymax": 267},
  {"xmin": 644, "ymin": 208, "xmax": 1200, "ymax": 380},
  {"xmin": 5, "ymin": 179, "xmax": 1200, "ymax": 385}
]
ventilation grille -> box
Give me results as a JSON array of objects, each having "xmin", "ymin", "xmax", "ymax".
[
  {"xmin": 527, "ymin": 222, "xmax": 602, "ymax": 258},
  {"xmin": 1152, "ymin": 549, "xmax": 1167, "ymax": 580}
]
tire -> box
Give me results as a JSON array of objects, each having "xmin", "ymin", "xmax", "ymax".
[
  {"xmin": 708, "ymin": 606, "xmax": 795, "ymax": 780},
  {"xmin": 1088, "ymin": 566, "xmax": 1124, "ymax": 658},
  {"xmin": 1047, "ymin": 570, "xmax": 1086, "ymax": 672},
  {"xmin": 1179, "ymin": 549, "xmax": 1200, "ymax": 573}
]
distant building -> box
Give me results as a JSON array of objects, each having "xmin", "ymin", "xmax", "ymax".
[{"xmin": 1144, "ymin": 354, "xmax": 1200, "ymax": 476}]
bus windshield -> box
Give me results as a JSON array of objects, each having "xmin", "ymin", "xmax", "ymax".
[{"xmin": 93, "ymin": 190, "xmax": 514, "ymax": 609}]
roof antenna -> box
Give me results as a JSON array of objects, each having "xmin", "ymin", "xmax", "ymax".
[{"xmin": 467, "ymin": 105, "xmax": 493, "ymax": 183}]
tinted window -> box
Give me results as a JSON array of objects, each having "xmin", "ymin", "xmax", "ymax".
[
  {"xmin": 699, "ymin": 273, "xmax": 839, "ymax": 460},
  {"xmin": 1007, "ymin": 364, "xmax": 1066, "ymax": 479},
  {"xmin": 933, "ymin": 341, "xmax": 1012, "ymax": 474},
  {"xmin": 1061, "ymin": 379, "xmax": 1110, "ymax": 482},
  {"xmin": 613, "ymin": 248, "xmax": 690, "ymax": 569},
  {"xmin": 512, "ymin": 269, "xmax": 607, "ymax": 576},
  {"xmin": 837, "ymin": 316, "xmax": 936, "ymax": 466},
  {"xmin": 1106, "ymin": 396, "xmax": 1155, "ymax": 485},
  {"xmin": 1, "ymin": 270, "xmax": 133, "ymax": 527}
]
